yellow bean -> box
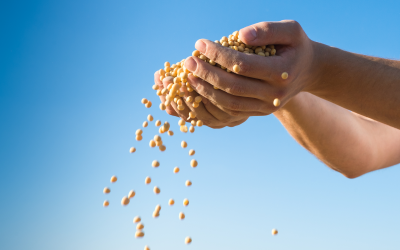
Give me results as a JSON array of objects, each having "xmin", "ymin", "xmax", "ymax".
[
  {"xmin": 147, "ymin": 114, "xmax": 153, "ymax": 122},
  {"xmin": 178, "ymin": 119, "xmax": 185, "ymax": 126},
  {"xmin": 136, "ymin": 222, "xmax": 144, "ymax": 230},
  {"xmin": 189, "ymin": 126, "xmax": 195, "ymax": 133},
  {"xmin": 145, "ymin": 101, "xmax": 152, "ymax": 108},
  {"xmin": 159, "ymin": 145, "xmax": 166, "ymax": 151},
  {"xmin": 183, "ymin": 198, "xmax": 189, "ymax": 206},
  {"xmin": 110, "ymin": 176, "xmax": 117, "ymax": 183},
  {"xmin": 168, "ymin": 130, "xmax": 174, "ymax": 136},
  {"xmin": 152, "ymin": 84, "xmax": 159, "ymax": 90},
  {"xmin": 181, "ymin": 141, "xmax": 187, "ymax": 148},
  {"xmin": 156, "ymin": 140, "xmax": 162, "ymax": 146},
  {"xmin": 135, "ymin": 231, "xmax": 144, "ymax": 238},
  {"xmin": 153, "ymin": 186, "xmax": 160, "ymax": 194},
  {"xmin": 192, "ymin": 102, "xmax": 199, "ymax": 108},
  {"xmin": 189, "ymin": 111, "xmax": 196, "ymax": 118},
  {"xmin": 145, "ymin": 176, "xmax": 151, "ymax": 184},
  {"xmin": 103, "ymin": 187, "xmax": 110, "ymax": 194},
  {"xmin": 133, "ymin": 216, "xmax": 141, "ymax": 223},
  {"xmin": 164, "ymin": 61, "xmax": 170, "ymax": 67},
  {"xmin": 156, "ymin": 89, "xmax": 162, "ymax": 96},
  {"xmin": 177, "ymin": 99, "xmax": 183, "ymax": 106},
  {"xmin": 185, "ymin": 237, "xmax": 192, "ymax": 244},
  {"xmin": 141, "ymin": 98, "xmax": 148, "ymax": 104},
  {"xmin": 179, "ymin": 91, "xmax": 185, "ymax": 97},
  {"xmin": 192, "ymin": 50, "xmax": 200, "ymax": 57},
  {"xmin": 169, "ymin": 199, "xmax": 175, "ymax": 206},
  {"xmin": 174, "ymin": 167, "xmax": 180, "ymax": 173},
  {"xmin": 155, "ymin": 120, "xmax": 161, "ymax": 126},
  {"xmin": 273, "ymin": 98, "xmax": 281, "ymax": 107},
  {"xmin": 121, "ymin": 196, "xmax": 130, "ymax": 206},
  {"xmin": 194, "ymin": 96, "xmax": 202, "ymax": 103},
  {"xmin": 196, "ymin": 120, "xmax": 203, "ymax": 127},
  {"xmin": 185, "ymin": 180, "xmax": 192, "ymax": 186},
  {"xmin": 128, "ymin": 190, "xmax": 136, "ymax": 199},
  {"xmin": 144, "ymin": 246, "xmax": 150, "ymax": 250},
  {"xmin": 143, "ymin": 121, "xmax": 148, "ymax": 127},
  {"xmin": 191, "ymin": 120, "xmax": 196, "ymax": 126},
  {"xmin": 152, "ymin": 211, "xmax": 159, "ymax": 218},
  {"xmin": 152, "ymin": 160, "xmax": 160, "ymax": 167},
  {"xmin": 272, "ymin": 229, "xmax": 278, "ymax": 235},
  {"xmin": 155, "ymin": 204, "xmax": 161, "ymax": 212},
  {"xmin": 189, "ymin": 149, "xmax": 195, "ymax": 156},
  {"xmin": 281, "ymin": 72, "xmax": 288, "ymax": 79},
  {"xmin": 136, "ymin": 135, "xmax": 143, "ymax": 141},
  {"xmin": 190, "ymin": 159, "xmax": 198, "ymax": 168},
  {"xmin": 177, "ymin": 105, "xmax": 185, "ymax": 111},
  {"xmin": 160, "ymin": 103, "xmax": 166, "ymax": 110},
  {"xmin": 180, "ymin": 125, "xmax": 188, "ymax": 133},
  {"xmin": 149, "ymin": 140, "xmax": 156, "ymax": 147},
  {"xmin": 136, "ymin": 129, "xmax": 143, "ymax": 135},
  {"xmin": 103, "ymin": 200, "xmax": 109, "ymax": 207},
  {"xmin": 165, "ymin": 100, "xmax": 171, "ymax": 106},
  {"xmin": 179, "ymin": 212, "xmax": 185, "ymax": 220},
  {"xmin": 186, "ymin": 96, "xmax": 193, "ymax": 102},
  {"xmin": 130, "ymin": 147, "xmax": 136, "ymax": 153}
]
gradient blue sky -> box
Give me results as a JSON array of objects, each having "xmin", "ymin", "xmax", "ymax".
[{"xmin": 1, "ymin": 0, "xmax": 400, "ymax": 249}]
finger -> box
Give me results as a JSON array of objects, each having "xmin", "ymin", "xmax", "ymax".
[
  {"xmin": 188, "ymin": 74, "xmax": 275, "ymax": 114},
  {"xmin": 192, "ymin": 39, "xmax": 283, "ymax": 82},
  {"xmin": 201, "ymin": 96, "xmax": 248, "ymax": 124},
  {"xmin": 239, "ymin": 20, "xmax": 305, "ymax": 47},
  {"xmin": 180, "ymin": 84, "xmax": 224, "ymax": 128},
  {"xmin": 154, "ymin": 72, "xmax": 178, "ymax": 117},
  {"xmin": 185, "ymin": 56, "xmax": 270, "ymax": 99}
]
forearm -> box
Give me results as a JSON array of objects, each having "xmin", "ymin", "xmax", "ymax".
[
  {"xmin": 307, "ymin": 42, "xmax": 400, "ymax": 130},
  {"xmin": 274, "ymin": 92, "xmax": 400, "ymax": 178}
]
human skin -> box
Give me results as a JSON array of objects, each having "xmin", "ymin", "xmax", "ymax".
[
  {"xmin": 274, "ymin": 92, "xmax": 400, "ymax": 178},
  {"xmin": 154, "ymin": 20, "xmax": 400, "ymax": 176}
]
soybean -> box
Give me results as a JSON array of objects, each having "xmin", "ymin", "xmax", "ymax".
[
  {"xmin": 152, "ymin": 160, "xmax": 160, "ymax": 167},
  {"xmin": 197, "ymin": 120, "xmax": 203, "ymax": 127},
  {"xmin": 130, "ymin": 147, "xmax": 136, "ymax": 153},
  {"xmin": 281, "ymin": 72, "xmax": 288, "ymax": 79},
  {"xmin": 133, "ymin": 216, "xmax": 141, "ymax": 223},
  {"xmin": 189, "ymin": 126, "xmax": 195, "ymax": 133},
  {"xmin": 155, "ymin": 120, "xmax": 161, "ymax": 126},
  {"xmin": 144, "ymin": 246, "xmax": 150, "ymax": 250},
  {"xmin": 103, "ymin": 200, "xmax": 109, "ymax": 207},
  {"xmin": 141, "ymin": 98, "xmax": 148, "ymax": 104},
  {"xmin": 179, "ymin": 212, "xmax": 185, "ymax": 220},
  {"xmin": 185, "ymin": 180, "xmax": 192, "ymax": 186},
  {"xmin": 147, "ymin": 115, "xmax": 153, "ymax": 122},
  {"xmin": 233, "ymin": 64, "xmax": 241, "ymax": 73},
  {"xmin": 273, "ymin": 98, "xmax": 281, "ymax": 107},
  {"xmin": 190, "ymin": 159, "xmax": 198, "ymax": 168},
  {"xmin": 110, "ymin": 176, "xmax": 117, "ymax": 183},
  {"xmin": 137, "ymin": 223, "xmax": 144, "ymax": 230},
  {"xmin": 136, "ymin": 135, "xmax": 143, "ymax": 141},
  {"xmin": 136, "ymin": 129, "xmax": 143, "ymax": 135},
  {"xmin": 135, "ymin": 231, "xmax": 144, "ymax": 238},
  {"xmin": 145, "ymin": 101, "xmax": 152, "ymax": 108},
  {"xmin": 181, "ymin": 141, "xmax": 187, "ymax": 148},
  {"xmin": 143, "ymin": 121, "xmax": 148, "ymax": 127},
  {"xmin": 121, "ymin": 196, "xmax": 130, "ymax": 206},
  {"xmin": 183, "ymin": 198, "xmax": 189, "ymax": 206},
  {"xmin": 128, "ymin": 190, "xmax": 136, "ymax": 199},
  {"xmin": 168, "ymin": 130, "xmax": 174, "ymax": 136},
  {"xmin": 159, "ymin": 145, "xmax": 166, "ymax": 151},
  {"xmin": 103, "ymin": 187, "xmax": 110, "ymax": 194},
  {"xmin": 189, "ymin": 149, "xmax": 195, "ymax": 156},
  {"xmin": 153, "ymin": 186, "xmax": 160, "ymax": 194},
  {"xmin": 145, "ymin": 176, "xmax": 151, "ymax": 184},
  {"xmin": 169, "ymin": 199, "xmax": 175, "ymax": 205},
  {"xmin": 272, "ymin": 229, "xmax": 278, "ymax": 235},
  {"xmin": 174, "ymin": 167, "xmax": 180, "ymax": 173},
  {"xmin": 185, "ymin": 237, "xmax": 192, "ymax": 244},
  {"xmin": 149, "ymin": 140, "xmax": 156, "ymax": 147},
  {"xmin": 194, "ymin": 96, "xmax": 202, "ymax": 103}
]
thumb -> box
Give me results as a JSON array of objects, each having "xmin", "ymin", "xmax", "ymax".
[{"xmin": 238, "ymin": 20, "xmax": 303, "ymax": 46}]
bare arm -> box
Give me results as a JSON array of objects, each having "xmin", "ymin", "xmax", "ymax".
[
  {"xmin": 308, "ymin": 43, "xmax": 400, "ymax": 130},
  {"xmin": 274, "ymin": 92, "xmax": 400, "ymax": 178}
]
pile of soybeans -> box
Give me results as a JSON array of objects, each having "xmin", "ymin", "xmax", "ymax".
[{"xmin": 101, "ymin": 30, "xmax": 279, "ymax": 249}]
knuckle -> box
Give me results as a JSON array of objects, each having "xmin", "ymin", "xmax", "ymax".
[
  {"xmin": 226, "ymin": 100, "xmax": 242, "ymax": 111},
  {"xmin": 226, "ymin": 82, "xmax": 248, "ymax": 96}
]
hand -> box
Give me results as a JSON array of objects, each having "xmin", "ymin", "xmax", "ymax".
[
  {"xmin": 153, "ymin": 72, "xmax": 248, "ymax": 129},
  {"xmin": 183, "ymin": 20, "xmax": 319, "ymax": 118}
]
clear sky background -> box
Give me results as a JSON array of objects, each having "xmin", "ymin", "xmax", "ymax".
[{"xmin": 1, "ymin": 0, "xmax": 399, "ymax": 249}]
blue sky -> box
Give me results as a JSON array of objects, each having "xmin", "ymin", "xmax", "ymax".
[{"xmin": 1, "ymin": 0, "xmax": 400, "ymax": 249}]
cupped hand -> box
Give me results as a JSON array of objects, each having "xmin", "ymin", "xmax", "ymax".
[
  {"xmin": 183, "ymin": 20, "xmax": 319, "ymax": 118},
  {"xmin": 153, "ymin": 71, "xmax": 248, "ymax": 129}
]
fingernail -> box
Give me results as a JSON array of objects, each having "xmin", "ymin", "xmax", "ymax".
[
  {"xmin": 195, "ymin": 40, "xmax": 206, "ymax": 53},
  {"xmin": 185, "ymin": 56, "xmax": 197, "ymax": 72},
  {"xmin": 240, "ymin": 26, "xmax": 257, "ymax": 42}
]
